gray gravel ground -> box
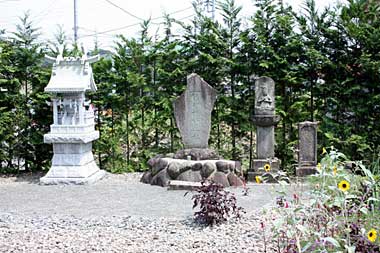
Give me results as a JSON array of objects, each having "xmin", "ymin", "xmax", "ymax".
[{"xmin": 0, "ymin": 172, "xmax": 304, "ymax": 252}]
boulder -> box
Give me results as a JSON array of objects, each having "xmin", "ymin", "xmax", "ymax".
[
  {"xmin": 227, "ymin": 173, "xmax": 244, "ymax": 187},
  {"xmin": 167, "ymin": 161, "xmax": 192, "ymax": 179},
  {"xmin": 151, "ymin": 158, "xmax": 169, "ymax": 177},
  {"xmin": 210, "ymin": 171, "xmax": 230, "ymax": 187},
  {"xmin": 177, "ymin": 170, "xmax": 202, "ymax": 182},
  {"xmin": 234, "ymin": 161, "xmax": 243, "ymax": 176},
  {"xmin": 216, "ymin": 161, "xmax": 232, "ymax": 173},
  {"xmin": 201, "ymin": 162, "xmax": 216, "ymax": 179},
  {"xmin": 151, "ymin": 169, "xmax": 170, "ymax": 187},
  {"xmin": 174, "ymin": 148, "xmax": 221, "ymax": 160},
  {"xmin": 140, "ymin": 171, "xmax": 152, "ymax": 184},
  {"xmin": 147, "ymin": 155, "xmax": 164, "ymax": 167},
  {"xmin": 191, "ymin": 163, "xmax": 203, "ymax": 171}
]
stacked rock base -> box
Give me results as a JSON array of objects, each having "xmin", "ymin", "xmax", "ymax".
[{"xmin": 141, "ymin": 149, "xmax": 244, "ymax": 187}]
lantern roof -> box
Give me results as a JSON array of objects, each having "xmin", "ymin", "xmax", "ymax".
[{"xmin": 44, "ymin": 52, "xmax": 100, "ymax": 93}]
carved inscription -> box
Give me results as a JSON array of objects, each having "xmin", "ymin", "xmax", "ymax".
[
  {"xmin": 189, "ymin": 92, "xmax": 202, "ymax": 139},
  {"xmin": 174, "ymin": 73, "xmax": 216, "ymax": 148},
  {"xmin": 299, "ymin": 122, "xmax": 318, "ymax": 166}
]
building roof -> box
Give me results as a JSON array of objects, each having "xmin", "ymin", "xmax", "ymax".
[{"xmin": 44, "ymin": 54, "xmax": 99, "ymax": 93}]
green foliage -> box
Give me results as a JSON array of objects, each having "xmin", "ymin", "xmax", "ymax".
[
  {"xmin": 262, "ymin": 149, "xmax": 380, "ymax": 251},
  {"xmin": 0, "ymin": 12, "xmax": 50, "ymax": 172},
  {"xmin": 1, "ymin": 0, "xmax": 379, "ymax": 174}
]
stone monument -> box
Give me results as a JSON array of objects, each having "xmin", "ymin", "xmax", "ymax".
[
  {"xmin": 40, "ymin": 50, "xmax": 105, "ymax": 185},
  {"xmin": 296, "ymin": 121, "xmax": 318, "ymax": 176},
  {"xmin": 173, "ymin": 73, "xmax": 216, "ymax": 149},
  {"xmin": 248, "ymin": 77, "xmax": 281, "ymax": 180},
  {"xmin": 141, "ymin": 74, "xmax": 244, "ymax": 188}
]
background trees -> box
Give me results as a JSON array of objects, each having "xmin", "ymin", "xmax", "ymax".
[{"xmin": 0, "ymin": 0, "xmax": 379, "ymax": 175}]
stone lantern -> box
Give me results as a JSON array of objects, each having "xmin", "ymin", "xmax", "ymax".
[{"xmin": 40, "ymin": 51, "xmax": 105, "ymax": 184}]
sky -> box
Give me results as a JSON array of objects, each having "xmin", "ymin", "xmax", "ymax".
[{"xmin": 0, "ymin": 0, "xmax": 345, "ymax": 50}]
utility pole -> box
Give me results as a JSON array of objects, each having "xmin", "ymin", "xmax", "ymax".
[
  {"xmin": 204, "ymin": 0, "xmax": 215, "ymax": 21},
  {"xmin": 211, "ymin": 0, "xmax": 215, "ymax": 21},
  {"xmin": 74, "ymin": 0, "xmax": 78, "ymax": 45}
]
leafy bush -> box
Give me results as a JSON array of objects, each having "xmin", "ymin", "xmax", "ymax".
[
  {"xmin": 188, "ymin": 180, "xmax": 244, "ymax": 226},
  {"xmin": 262, "ymin": 148, "xmax": 380, "ymax": 252}
]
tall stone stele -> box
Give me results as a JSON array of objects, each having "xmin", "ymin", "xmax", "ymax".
[
  {"xmin": 174, "ymin": 73, "xmax": 217, "ymax": 149},
  {"xmin": 40, "ymin": 52, "xmax": 105, "ymax": 185},
  {"xmin": 248, "ymin": 77, "xmax": 281, "ymax": 180}
]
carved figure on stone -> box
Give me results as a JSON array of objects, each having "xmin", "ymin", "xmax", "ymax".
[
  {"xmin": 257, "ymin": 84, "xmax": 273, "ymax": 110},
  {"xmin": 249, "ymin": 76, "xmax": 281, "ymax": 180},
  {"xmin": 255, "ymin": 76, "xmax": 275, "ymax": 115}
]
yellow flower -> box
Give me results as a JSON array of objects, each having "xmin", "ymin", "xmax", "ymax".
[
  {"xmin": 338, "ymin": 180, "xmax": 350, "ymax": 192},
  {"xmin": 264, "ymin": 164, "xmax": 271, "ymax": 172},
  {"xmin": 255, "ymin": 176, "xmax": 262, "ymax": 184},
  {"xmin": 333, "ymin": 166, "xmax": 337, "ymax": 176},
  {"xmin": 317, "ymin": 163, "xmax": 322, "ymax": 170},
  {"xmin": 322, "ymin": 147, "xmax": 327, "ymax": 155},
  {"xmin": 367, "ymin": 229, "xmax": 377, "ymax": 243}
]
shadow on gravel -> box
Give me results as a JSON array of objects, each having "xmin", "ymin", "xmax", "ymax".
[{"xmin": 0, "ymin": 171, "xmax": 45, "ymax": 184}]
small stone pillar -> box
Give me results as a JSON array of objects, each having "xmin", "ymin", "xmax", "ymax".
[
  {"xmin": 40, "ymin": 52, "xmax": 105, "ymax": 185},
  {"xmin": 248, "ymin": 77, "xmax": 281, "ymax": 180},
  {"xmin": 296, "ymin": 121, "xmax": 318, "ymax": 176}
]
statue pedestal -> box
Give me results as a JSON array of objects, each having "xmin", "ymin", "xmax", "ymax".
[
  {"xmin": 248, "ymin": 158, "xmax": 281, "ymax": 180},
  {"xmin": 40, "ymin": 130, "xmax": 105, "ymax": 185},
  {"xmin": 248, "ymin": 113, "xmax": 281, "ymax": 180}
]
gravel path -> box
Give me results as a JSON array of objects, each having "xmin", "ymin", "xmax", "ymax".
[{"xmin": 0, "ymin": 172, "xmax": 302, "ymax": 252}]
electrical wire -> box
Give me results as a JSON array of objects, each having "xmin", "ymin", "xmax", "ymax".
[
  {"xmin": 78, "ymin": 22, "xmax": 141, "ymax": 38},
  {"xmin": 78, "ymin": 4, "xmax": 196, "ymax": 39},
  {"xmin": 0, "ymin": 0, "xmax": 22, "ymax": 3},
  {"xmin": 103, "ymin": 0, "xmax": 145, "ymax": 21}
]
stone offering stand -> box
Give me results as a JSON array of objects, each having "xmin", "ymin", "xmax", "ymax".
[{"xmin": 141, "ymin": 74, "xmax": 244, "ymax": 187}]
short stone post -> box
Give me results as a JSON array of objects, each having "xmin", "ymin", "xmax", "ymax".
[
  {"xmin": 248, "ymin": 77, "xmax": 281, "ymax": 180},
  {"xmin": 296, "ymin": 121, "xmax": 318, "ymax": 176}
]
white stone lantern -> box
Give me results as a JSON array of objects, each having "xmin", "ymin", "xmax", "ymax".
[{"xmin": 40, "ymin": 52, "xmax": 105, "ymax": 184}]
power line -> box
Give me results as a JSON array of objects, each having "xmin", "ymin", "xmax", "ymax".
[
  {"xmin": 78, "ymin": 22, "xmax": 141, "ymax": 38},
  {"xmin": 103, "ymin": 0, "xmax": 145, "ymax": 21},
  {"xmin": 177, "ymin": 14, "xmax": 195, "ymax": 21},
  {"xmin": 78, "ymin": 5, "xmax": 196, "ymax": 39},
  {"xmin": 0, "ymin": 0, "xmax": 22, "ymax": 3},
  {"xmin": 151, "ymin": 6, "xmax": 193, "ymax": 20}
]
